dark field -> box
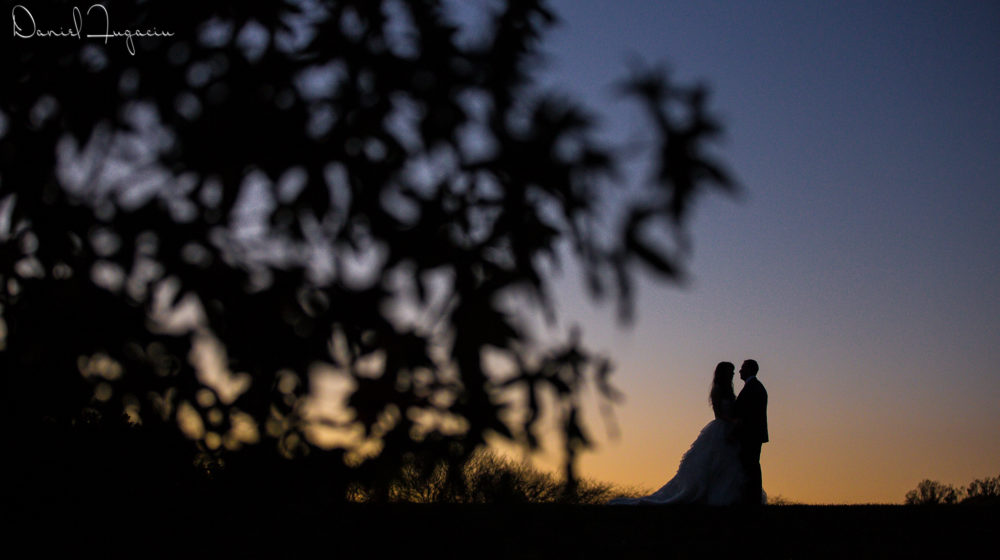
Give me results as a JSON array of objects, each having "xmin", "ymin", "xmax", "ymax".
[{"xmin": 4, "ymin": 499, "xmax": 995, "ymax": 558}]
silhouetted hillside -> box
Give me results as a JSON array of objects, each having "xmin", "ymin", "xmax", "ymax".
[{"xmin": 4, "ymin": 500, "xmax": 995, "ymax": 558}]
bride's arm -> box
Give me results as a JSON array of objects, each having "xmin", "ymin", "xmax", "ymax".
[{"xmin": 713, "ymin": 398, "xmax": 740, "ymax": 423}]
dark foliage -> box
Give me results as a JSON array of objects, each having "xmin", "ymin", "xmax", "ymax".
[
  {"xmin": 348, "ymin": 448, "xmax": 634, "ymax": 504},
  {"xmin": 0, "ymin": 0, "xmax": 733, "ymax": 500},
  {"xmin": 904, "ymin": 479, "xmax": 962, "ymax": 505},
  {"xmin": 963, "ymin": 473, "xmax": 1000, "ymax": 505},
  {"xmin": 904, "ymin": 473, "xmax": 1000, "ymax": 506}
]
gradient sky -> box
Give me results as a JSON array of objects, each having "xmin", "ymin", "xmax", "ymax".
[
  {"xmin": 512, "ymin": 0, "xmax": 1000, "ymax": 504},
  {"xmin": 18, "ymin": 0, "xmax": 996, "ymax": 505}
]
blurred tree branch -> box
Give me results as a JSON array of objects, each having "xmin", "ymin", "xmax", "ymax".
[{"xmin": 0, "ymin": 0, "xmax": 735, "ymax": 499}]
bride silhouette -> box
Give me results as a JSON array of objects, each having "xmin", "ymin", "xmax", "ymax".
[{"xmin": 609, "ymin": 362, "xmax": 761, "ymax": 505}]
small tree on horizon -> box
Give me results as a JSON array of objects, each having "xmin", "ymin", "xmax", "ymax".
[
  {"xmin": 904, "ymin": 479, "xmax": 963, "ymax": 505},
  {"xmin": 963, "ymin": 474, "xmax": 1000, "ymax": 504}
]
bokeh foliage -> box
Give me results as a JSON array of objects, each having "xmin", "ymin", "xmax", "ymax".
[{"xmin": 0, "ymin": 0, "xmax": 733, "ymax": 498}]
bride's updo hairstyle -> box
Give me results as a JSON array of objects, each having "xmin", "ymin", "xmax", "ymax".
[{"xmin": 710, "ymin": 361, "xmax": 736, "ymax": 405}]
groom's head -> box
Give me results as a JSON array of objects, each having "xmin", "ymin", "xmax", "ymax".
[{"xmin": 739, "ymin": 359, "xmax": 759, "ymax": 380}]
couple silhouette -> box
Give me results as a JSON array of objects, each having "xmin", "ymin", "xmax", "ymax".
[{"xmin": 610, "ymin": 360, "xmax": 768, "ymax": 506}]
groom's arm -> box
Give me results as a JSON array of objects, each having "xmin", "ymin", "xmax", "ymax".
[{"xmin": 753, "ymin": 385, "xmax": 768, "ymax": 442}]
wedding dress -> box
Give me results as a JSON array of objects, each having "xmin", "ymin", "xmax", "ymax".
[{"xmin": 609, "ymin": 398, "xmax": 760, "ymax": 505}]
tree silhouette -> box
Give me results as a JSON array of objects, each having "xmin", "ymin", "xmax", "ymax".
[
  {"xmin": 904, "ymin": 479, "xmax": 962, "ymax": 505},
  {"xmin": 1, "ymin": 0, "xmax": 733, "ymax": 500},
  {"xmin": 964, "ymin": 474, "xmax": 1000, "ymax": 504}
]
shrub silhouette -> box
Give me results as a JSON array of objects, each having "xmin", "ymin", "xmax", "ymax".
[
  {"xmin": 904, "ymin": 479, "xmax": 963, "ymax": 505},
  {"xmin": 963, "ymin": 474, "xmax": 1000, "ymax": 505},
  {"xmin": 904, "ymin": 473, "xmax": 1000, "ymax": 505},
  {"xmin": 347, "ymin": 448, "xmax": 635, "ymax": 504},
  {"xmin": 764, "ymin": 495, "xmax": 800, "ymax": 506},
  {"xmin": 1, "ymin": 0, "xmax": 734, "ymax": 499}
]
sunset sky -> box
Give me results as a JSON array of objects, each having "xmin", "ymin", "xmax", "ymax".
[
  {"xmin": 516, "ymin": 0, "xmax": 1000, "ymax": 504},
  {"xmin": 13, "ymin": 0, "xmax": 997, "ymax": 507}
]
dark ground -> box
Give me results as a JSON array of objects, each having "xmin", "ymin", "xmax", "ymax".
[{"xmin": 2, "ymin": 498, "xmax": 995, "ymax": 558}]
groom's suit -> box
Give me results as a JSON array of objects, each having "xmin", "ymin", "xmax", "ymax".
[{"xmin": 735, "ymin": 376, "xmax": 768, "ymax": 504}]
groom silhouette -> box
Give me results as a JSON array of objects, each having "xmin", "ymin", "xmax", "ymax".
[{"xmin": 735, "ymin": 359, "xmax": 768, "ymax": 504}]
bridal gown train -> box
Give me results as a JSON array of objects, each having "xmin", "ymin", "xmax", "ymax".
[{"xmin": 610, "ymin": 402, "xmax": 763, "ymax": 505}]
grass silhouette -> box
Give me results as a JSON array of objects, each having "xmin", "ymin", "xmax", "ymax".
[{"xmin": 346, "ymin": 448, "xmax": 646, "ymax": 504}]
